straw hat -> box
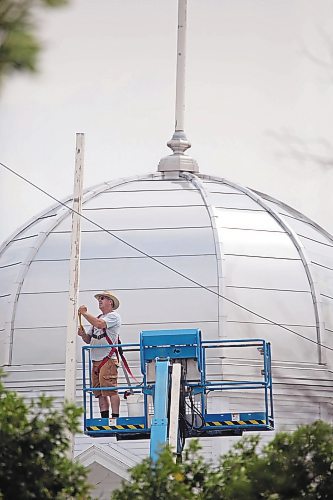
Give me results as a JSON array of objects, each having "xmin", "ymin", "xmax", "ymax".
[{"xmin": 94, "ymin": 291, "xmax": 120, "ymax": 310}]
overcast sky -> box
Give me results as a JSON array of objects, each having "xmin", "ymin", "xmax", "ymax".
[{"xmin": 1, "ymin": 0, "xmax": 333, "ymax": 245}]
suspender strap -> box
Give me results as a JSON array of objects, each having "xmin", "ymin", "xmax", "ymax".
[
  {"xmin": 95, "ymin": 317, "xmax": 118, "ymax": 372},
  {"xmin": 97, "ymin": 356, "xmax": 108, "ymax": 372},
  {"xmin": 116, "ymin": 335, "xmax": 140, "ymax": 383},
  {"xmin": 119, "ymin": 349, "xmax": 140, "ymax": 383},
  {"xmin": 97, "ymin": 346, "xmax": 118, "ymax": 373},
  {"xmin": 94, "ymin": 322, "xmax": 138, "ymax": 383},
  {"xmin": 103, "ymin": 332, "xmax": 140, "ymax": 383}
]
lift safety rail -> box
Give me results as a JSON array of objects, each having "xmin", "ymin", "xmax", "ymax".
[{"xmin": 82, "ymin": 329, "xmax": 274, "ymax": 461}]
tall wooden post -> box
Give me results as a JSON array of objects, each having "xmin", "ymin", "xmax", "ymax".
[{"xmin": 64, "ymin": 133, "xmax": 85, "ymax": 458}]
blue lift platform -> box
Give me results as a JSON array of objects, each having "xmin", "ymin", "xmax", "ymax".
[{"xmin": 82, "ymin": 329, "xmax": 274, "ymax": 461}]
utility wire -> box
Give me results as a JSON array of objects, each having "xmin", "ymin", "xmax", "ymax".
[{"xmin": 1, "ymin": 160, "xmax": 333, "ymax": 353}]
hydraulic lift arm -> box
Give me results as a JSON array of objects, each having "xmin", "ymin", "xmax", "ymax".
[
  {"xmin": 149, "ymin": 358, "xmax": 170, "ymax": 461},
  {"xmin": 150, "ymin": 360, "xmax": 183, "ymax": 461}
]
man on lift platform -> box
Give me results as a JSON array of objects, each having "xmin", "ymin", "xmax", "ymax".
[{"xmin": 78, "ymin": 291, "xmax": 121, "ymax": 420}]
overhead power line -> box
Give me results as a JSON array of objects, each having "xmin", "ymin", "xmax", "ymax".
[{"xmin": 1, "ymin": 160, "xmax": 332, "ymax": 353}]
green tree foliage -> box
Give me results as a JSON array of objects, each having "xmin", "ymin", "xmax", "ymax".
[
  {"xmin": 0, "ymin": 0, "xmax": 68, "ymax": 83},
  {"xmin": 0, "ymin": 376, "xmax": 91, "ymax": 499},
  {"xmin": 111, "ymin": 421, "xmax": 333, "ymax": 500}
]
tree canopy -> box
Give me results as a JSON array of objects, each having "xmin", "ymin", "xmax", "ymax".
[
  {"xmin": 0, "ymin": 375, "xmax": 91, "ymax": 499},
  {"xmin": 1, "ymin": 369, "xmax": 332, "ymax": 500},
  {"xmin": 0, "ymin": 0, "xmax": 68, "ymax": 84},
  {"xmin": 111, "ymin": 420, "xmax": 333, "ymax": 500}
]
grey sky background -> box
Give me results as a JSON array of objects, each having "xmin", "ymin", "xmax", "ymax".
[{"xmin": 1, "ymin": 0, "xmax": 333, "ymax": 244}]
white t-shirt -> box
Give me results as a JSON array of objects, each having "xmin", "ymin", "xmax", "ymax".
[{"xmin": 88, "ymin": 311, "xmax": 121, "ymax": 361}]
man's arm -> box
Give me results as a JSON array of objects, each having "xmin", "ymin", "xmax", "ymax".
[
  {"xmin": 78, "ymin": 305, "xmax": 107, "ymax": 329},
  {"xmin": 77, "ymin": 326, "xmax": 91, "ymax": 344}
]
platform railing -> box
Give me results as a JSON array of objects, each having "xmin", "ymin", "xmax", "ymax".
[
  {"xmin": 198, "ymin": 338, "xmax": 274, "ymax": 428},
  {"xmin": 81, "ymin": 343, "xmax": 143, "ymax": 427},
  {"xmin": 82, "ymin": 336, "xmax": 274, "ymax": 435}
]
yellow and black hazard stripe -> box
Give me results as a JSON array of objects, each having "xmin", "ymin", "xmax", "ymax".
[
  {"xmin": 205, "ymin": 420, "xmax": 266, "ymax": 427},
  {"xmin": 87, "ymin": 424, "xmax": 145, "ymax": 431}
]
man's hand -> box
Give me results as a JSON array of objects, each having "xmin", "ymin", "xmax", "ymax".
[
  {"xmin": 77, "ymin": 326, "xmax": 85, "ymax": 337},
  {"xmin": 77, "ymin": 325, "xmax": 91, "ymax": 344},
  {"xmin": 77, "ymin": 306, "xmax": 106, "ymax": 329}
]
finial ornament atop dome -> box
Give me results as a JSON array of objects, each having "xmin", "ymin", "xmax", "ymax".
[{"xmin": 158, "ymin": 0, "xmax": 199, "ymax": 173}]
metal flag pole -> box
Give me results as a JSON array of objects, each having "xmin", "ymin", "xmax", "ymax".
[
  {"xmin": 158, "ymin": 0, "xmax": 198, "ymax": 173},
  {"xmin": 175, "ymin": 0, "xmax": 187, "ymax": 132},
  {"xmin": 64, "ymin": 132, "xmax": 85, "ymax": 458}
]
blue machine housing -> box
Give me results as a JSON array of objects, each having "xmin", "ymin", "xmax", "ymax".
[
  {"xmin": 82, "ymin": 329, "xmax": 274, "ymax": 459},
  {"xmin": 139, "ymin": 328, "xmax": 203, "ymax": 371}
]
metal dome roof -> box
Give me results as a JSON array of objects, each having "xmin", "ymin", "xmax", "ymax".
[{"xmin": 1, "ymin": 171, "xmax": 332, "ymax": 369}]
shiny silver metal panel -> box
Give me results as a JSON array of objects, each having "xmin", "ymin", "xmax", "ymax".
[
  {"xmin": 108, "ymin": 179, "xmax": 196, "ymax": 191},
  {"xmin": 0, "ymin": 263, "xmax": 22, "ymax": 295},
  {"xmin": 260, "ymin": 199, "xmax": 302, "ymax": 218},
  {"xmin": 77, "ymin": 256, "xmax": 216, "ymax": 290},
  {"xmin": 1, "ymin": 237, "xmax": 40, "ymax": 266},
  {"xmin": 221, "ymin": 228, "xmax": 300, "ymax": 259},
  {"xmin": 314, "ymin": 264, "xmax": 333, "ymax": 298},
  {"xmin": 155, "ymin": 255, "xmax": 218, "ymax": 285},
  {"xmin": 10, "ymin": 214, "xmax": 59, "ymax": 240},
  {"xmin": 12, "ymin": 327, "xmax": 67, "ymax": 365},
  {"xmin": 322, "ymin": 296, "xmax": 333, "ymax": 332},
  {"xmin": 201, "ymin": 180, "xmax": 242, "ymax": 194},
  {"xmin": 36, "ymin": 226, "xmax": 217, "ymax": 259},
  {"xmin": 224, "ymin": 287, "xmax": 316, "ymax": 325},
  {"xmin": 209, "ymin": 177, "xmax": 327, "ymax": 364},
  {"xmin": 20, "ymin": 261, "xmax": 69, "ymax": 293},
  {"xmin": 84, "ymin": 189, "xmax": 203, "ymax": 208},
  {"xmin": 85, "ymin": 227, "xmax": 216, "ymax": 256},
  {"xmin": 215, "ymin": 208, "xmax": 283, "ymax": 231},
  {"xmin": 35, "ymin": 232, "xmax": 136, "ymax": 260},
  {"xmin": 208, "ymin": 192, "xmax": 265, "ymax": 211},
  {"xmin": 15, "ymin": 287, "xmax": 219, "ymax": 330},
  {"xmin": 225, "ymin": 322, "xmax": 318, "ymax": 363},
  {"xmin": 57, "ymin": 205, "xmax": 211, "ymax": 231},
  {"xmin": 15, "ymin": 292, "xmax": 68, "ymax": 329},
  {"xmin": 0, "ymin": 298, "xmax": 8, "ymax": 330},
  {"xmin": 225, "ymin": 255, "xmax": 311, "ymax": 291},
  {"xmin": 276, "ymin": 213, "xmax": 332, "ymax": 246},
  {"xmin": 20, "ymin": 255, "xmax": 217, "ymax": 294},
  {"xmin": 298, "ymin": 237, "xmax": 333, "ymax": 272}
]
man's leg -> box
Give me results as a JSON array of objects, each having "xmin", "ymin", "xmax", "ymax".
[
  {"xmin": 92, "ymin": 361, "xmax": 109, "ymax": 418},
  {"xmin": 110, "ymin": 392, "xmax": 120, "ymax": 417},
  {"xmin": 98, "ymin": 395, "xmax": 110, "ymax": 418},
  {"xmin": 100, "ymin": 359, "xmax": 120, "ymax": 418}
]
